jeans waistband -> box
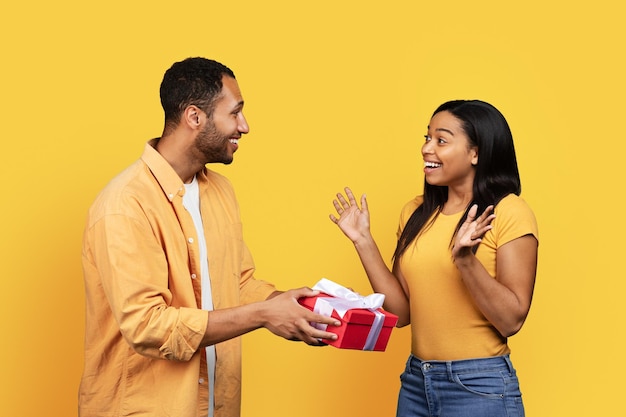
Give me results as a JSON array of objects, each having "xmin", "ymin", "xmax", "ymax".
[{"xmin": 408, "ymin": 354, "xmax": 515, "ymax": 375}]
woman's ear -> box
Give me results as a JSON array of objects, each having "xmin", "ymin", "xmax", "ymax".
[{"xmin": 471, "ymin": 147, "xmax": 479, "ymax": 166}]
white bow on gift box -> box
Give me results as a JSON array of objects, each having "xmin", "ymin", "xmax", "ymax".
[{"xmin": 310, "ymin": 278, "xmax": 387, "ymax": 351}]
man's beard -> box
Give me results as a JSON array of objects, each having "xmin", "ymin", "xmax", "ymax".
[{"xmin": 195, "ymin": 121, "xmax": 233, "ymax": 165}]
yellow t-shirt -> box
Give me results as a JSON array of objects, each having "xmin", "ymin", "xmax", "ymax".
[{"xmin": 396, "ymin": 194, "xmax": 538, "ymax": 360}]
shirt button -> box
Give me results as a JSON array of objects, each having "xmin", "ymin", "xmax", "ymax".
[
  {"xmin": 198, "ymin": 378, "xmax": 205, "ymax": 384},
  {"xmin": 168, "ymin": 193, "xmax": 174, "ymax": 199},
  {"xmin": 188, "ymin": 237, "xmax": 194, "ymax": 243},
  {"xmin": 191, "ymin": 274, "xmax": 197, "ymax": 279}
]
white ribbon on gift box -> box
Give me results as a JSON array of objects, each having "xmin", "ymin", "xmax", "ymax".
[{"xmin": 311, "ymin": 278, "xmax": 386, "ymax": 351}]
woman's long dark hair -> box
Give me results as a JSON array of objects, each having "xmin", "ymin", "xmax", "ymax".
[{"xmin": 393, "ymin": 100, "xmax": 521, "ymax": 260}]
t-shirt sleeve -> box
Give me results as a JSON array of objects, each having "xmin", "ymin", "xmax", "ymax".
[
  {"xmin": 396, "ymin": 196, "xmax": 423, "ymax": 240},
  {"xmin": 493, "ymin": 195, "xmax": 539, "ymax": 247}
]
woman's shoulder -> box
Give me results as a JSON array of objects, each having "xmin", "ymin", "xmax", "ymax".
[
  {"xmin": 493, "ymin": 193, "xmax": 539, "ymax": 239},
  {"xmin": 402, "ymin": 195, "xmax": 424, "ymax": 212},
  {"xmin": 399, "ymin": 195, "xmax": 424, "ymax": 223},
  {"xmin": 495, "ymin": 193, "xmax": 535, "ymax": 215}
]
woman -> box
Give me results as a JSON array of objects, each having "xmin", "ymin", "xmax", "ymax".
[{"xmin": 330, "ymin": 100, "xmax": 538, "ymax": 417}]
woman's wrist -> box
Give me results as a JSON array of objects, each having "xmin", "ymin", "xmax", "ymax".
[
  {"xmin": 452, "ymin": 249, "xmax": 475, "ymax": 268},
  {"xmin": 352, "ymin": 232, "xmax": 375, "ymax": 249}
]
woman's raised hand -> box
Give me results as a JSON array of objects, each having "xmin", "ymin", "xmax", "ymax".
[
  {"xmin": 452, "ymin": 204, "xmax": 495, "ymax": 259},
  {"xmin": 329, "ymin": 187, "xmax": 370, "ymax": 244}
]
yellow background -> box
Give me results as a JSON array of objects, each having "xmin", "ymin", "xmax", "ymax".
[{"xmin": 1, "ymin": 1, "xmax": 623, "ymax": 416}]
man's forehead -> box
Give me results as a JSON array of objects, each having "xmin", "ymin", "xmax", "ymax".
[{"xmin": 217, "ymin": 76, "xmax": 244, "ymax": 108}]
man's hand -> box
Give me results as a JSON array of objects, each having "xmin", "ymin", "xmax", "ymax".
[{"xmin": 262, "ymin": 287, "xmax": 340, "ymax": 345}]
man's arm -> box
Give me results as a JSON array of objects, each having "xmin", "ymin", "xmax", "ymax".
[{"xmin": 201, "ymin": 287, "xmax": 340, "ymax": 346}]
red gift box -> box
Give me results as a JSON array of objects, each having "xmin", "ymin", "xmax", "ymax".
[{"xmin": 298, "ymin": 293, "xmax": 398, "ymax": 351}]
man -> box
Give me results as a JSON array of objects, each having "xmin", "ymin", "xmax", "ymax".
[{"xmin": 79, "ymin": 57, "xmax": 339, "ymax": 417}]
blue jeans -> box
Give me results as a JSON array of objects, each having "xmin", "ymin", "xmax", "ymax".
[{"xmin": 396, "ymin": 354, "xmax": 525, "ymax": 417}]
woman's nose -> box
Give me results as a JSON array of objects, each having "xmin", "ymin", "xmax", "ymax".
[{"xmin": 421, "ymin": 141, "xmax": 433, "ymax": 155}]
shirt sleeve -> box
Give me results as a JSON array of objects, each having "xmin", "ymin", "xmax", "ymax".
[
  {"xmin": 397, "ymin": 196, "xmax": 423, "ymax": 240},
  {"xmin": 238, "ymin": 241, "xmax": 277, "ymax": 304},
  {"xmin": 86, "ymin": 210, "xmax": 207, "ymax": 362},
  {"xmin": 493, "ymin": 195, "xmax": 539, "ymax": 247}
]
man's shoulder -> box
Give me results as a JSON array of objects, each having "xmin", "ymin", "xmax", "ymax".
[
  {"xmin": 201, "ymin": 168, "xmax": 236, "ymax": 193},
  {"xmin": 104, "ymin": 158, "xmax": 152, "ymax": 193},
  {"xmin": 203, "ymin": 167, "xmax": 230, "ymax": 182},
  {"xmin": 88, "ymin": 159, "xmax": 154, "ymax": 219}
]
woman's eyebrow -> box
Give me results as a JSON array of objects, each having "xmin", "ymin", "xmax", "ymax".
[
  {"xmin": 438, "ymin": 128, "xmax": 456, "ymax": 135},
  {"xmin": 427, "ymin": 125, "xmax": 455, "ymax": 136}
]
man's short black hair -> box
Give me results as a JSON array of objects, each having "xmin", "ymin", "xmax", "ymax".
[{"xmin": 160, "ymin": 57, "xmax": 236, "ymax": 130}]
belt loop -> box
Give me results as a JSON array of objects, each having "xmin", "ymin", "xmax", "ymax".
[
  {"xmin": 407, "ymin": 354, "xmax": 416, "ymax": 375},
  {"xmin": 503, "ymin": 354, "xmax": 515, "ymax": 375},
  {"xmin": 446, "ymin": 361, "xmax": 454, "ymax": 381}
]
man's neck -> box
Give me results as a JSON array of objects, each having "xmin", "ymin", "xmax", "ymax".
[{"xmin": 155, "ymin": 133, "xmax": 202, "ymax": 184}]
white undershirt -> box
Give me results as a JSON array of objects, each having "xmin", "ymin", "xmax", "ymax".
[{"xmin": 182, "ymin": 175, "xmax": 215, "ymax": 417}]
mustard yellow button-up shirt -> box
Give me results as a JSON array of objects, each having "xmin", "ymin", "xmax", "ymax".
[{"xmin": 79, "ymin": 140, "xmax": 276, "ymax": 417}]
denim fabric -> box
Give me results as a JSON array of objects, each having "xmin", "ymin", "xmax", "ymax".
[{"xmin": 396, "ymin": 354, "xmax": 525, "ymax": 417}]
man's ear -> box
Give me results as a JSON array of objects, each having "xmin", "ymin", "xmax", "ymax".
[{"xmin": 183, "ymin": 105, "xmax": 202, "ymax": 129}]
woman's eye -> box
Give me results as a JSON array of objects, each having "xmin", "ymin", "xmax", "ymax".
[{"xmin": 424, "ymin": 135, "xmax": 431, "ymax": 142}]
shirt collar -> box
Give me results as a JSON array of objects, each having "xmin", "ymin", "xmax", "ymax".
[{"xmin": 141, "ymin": 139, "xmax": 186, "ymax": 202}]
